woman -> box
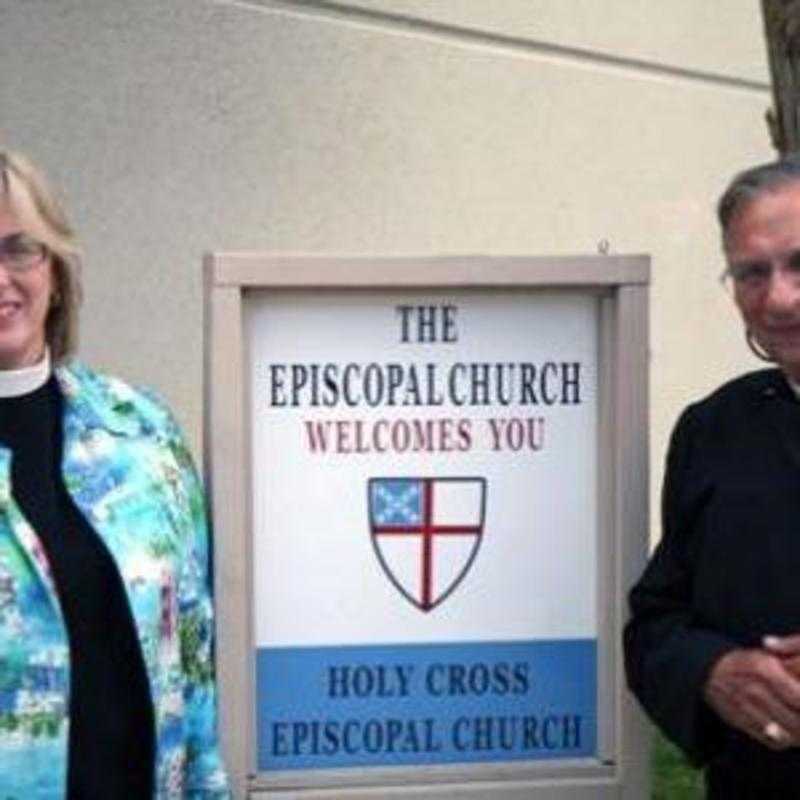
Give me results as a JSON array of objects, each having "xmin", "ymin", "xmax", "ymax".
[
  {"xmin": 0, "ymin": 150, "xmax": 229, "ymax": 797},
  {"xmin": 624, "ymin": 156, "xmax": 800, "ymax": 798}
]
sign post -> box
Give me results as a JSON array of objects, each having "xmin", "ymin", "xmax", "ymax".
[{"xmin": 204, "ymin": 255, "xmax": 650, "ymax": 798}]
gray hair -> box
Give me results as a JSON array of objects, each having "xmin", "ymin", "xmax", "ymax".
[
  {"xmin": 0, "ymin": 150, "xmax": 82, "ymax": 363},
  {"xmin": 718, "ymin": 155, "xmax": 800, "ymax": 245}
]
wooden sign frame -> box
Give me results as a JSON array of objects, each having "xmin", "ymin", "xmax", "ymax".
[{"xmin": 203, "ymin": 254, "xmax": 650, "ymax": 799}]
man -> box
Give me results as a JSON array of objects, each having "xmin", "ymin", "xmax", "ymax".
[{"xmin": 625, "ymin": 156, "xmax": 800, "ymax": 797}]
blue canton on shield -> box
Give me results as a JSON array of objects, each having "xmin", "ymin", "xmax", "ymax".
[{"xmin": 371, "ymin": 479, "xmax": 423, "ymax": 526}]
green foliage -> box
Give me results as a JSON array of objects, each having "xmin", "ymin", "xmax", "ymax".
[
  {"xmin": 179, "ymin": 611, "xmax": 213, "ymax": 685},
  {"xmin": 652, "ymin": 732, "xmax": 704, "ymax": 800},
  {"xmin": 0, "ymin": 711, "xmax": 63, "ymax": 739},
  {"xmin": 0, "ymin": 714, "xmax": 17, "ymax": 732},
  {"xmin": 28, "ymin": 712, "xmax": 60, "ymax": 738}
]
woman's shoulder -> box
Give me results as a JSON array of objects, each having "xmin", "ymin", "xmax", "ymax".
[{"xmin": 56, "ymin": 360, "xmax": 183, "ymax": 439}]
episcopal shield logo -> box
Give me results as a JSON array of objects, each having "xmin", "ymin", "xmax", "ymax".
[{"xmin": 368, "ymin": 477, "xmax": 486, "ymax": 612}]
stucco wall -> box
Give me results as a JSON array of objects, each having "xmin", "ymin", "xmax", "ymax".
[{"xmin": 0, "ymin": 1, "xmax": 773, "ymax": 533}]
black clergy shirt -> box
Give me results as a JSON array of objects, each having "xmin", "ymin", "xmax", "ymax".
[{"xmin": 0, "ymin": 376, "xmax": 155, "ymax": 799}]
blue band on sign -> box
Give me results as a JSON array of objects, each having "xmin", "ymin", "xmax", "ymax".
[{"xmin": 256, "ymin": 639, "xmax": 596, "ymax": 771}]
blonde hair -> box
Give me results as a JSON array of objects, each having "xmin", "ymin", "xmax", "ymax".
[{"xmin": 0, "ymin": 150, "xmax": 82, "ymax": 363}]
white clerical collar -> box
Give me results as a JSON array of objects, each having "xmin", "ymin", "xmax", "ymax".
[{"xmin": 0, "ymin": 350, "xmax": 51, "ymax": 398}]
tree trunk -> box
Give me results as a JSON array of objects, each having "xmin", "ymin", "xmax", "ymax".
[{"xmin": 762, "ymin": 0, "xmax": 800, "ymax": 153}]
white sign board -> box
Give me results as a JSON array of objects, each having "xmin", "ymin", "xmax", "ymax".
[{"xmin": 247, "ymin": 290, "xmax": 597, "ymax": 770}]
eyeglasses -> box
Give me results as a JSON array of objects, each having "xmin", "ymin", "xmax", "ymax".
[
  {"xmin": 721, "ymin": 250, "xmax": 800, "ymax": 294},
  {"xmin": 0, "ymin": 233, "xmax": 48, "ymax": 272}
]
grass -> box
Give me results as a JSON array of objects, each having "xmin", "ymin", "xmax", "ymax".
[{"xmin": 652, "ymin": 732, "xmax": 705, "ymax": 799}]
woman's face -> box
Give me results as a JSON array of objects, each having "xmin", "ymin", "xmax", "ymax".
[
  {"xmin": 726, "ymin": 181, "xmax": 800, "ymax": 381},
  {"xmin": 0, "ymin": 205, "xmax": 53, "ymax": 369}
]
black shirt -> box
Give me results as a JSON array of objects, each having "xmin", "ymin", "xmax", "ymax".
[{"xmin": 0, "ymin": 376, "xmax": 155, "ymax": 798}]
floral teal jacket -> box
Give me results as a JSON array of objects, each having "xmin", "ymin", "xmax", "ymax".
[{"xmin": 0, "ymin": 362, "xmax": 230, "ymax": 798}]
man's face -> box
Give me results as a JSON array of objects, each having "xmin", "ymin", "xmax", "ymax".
[{"xmin": 726, "ymin": 181, "xmax": 800, "ymax": 381}]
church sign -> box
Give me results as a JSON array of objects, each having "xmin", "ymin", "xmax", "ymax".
[{"xmin": 204, "ymin": 255, "xmax": 649, "ymax": 799}]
